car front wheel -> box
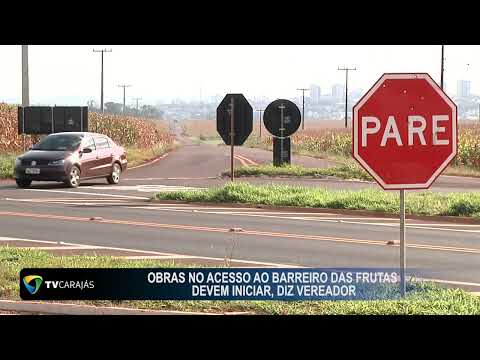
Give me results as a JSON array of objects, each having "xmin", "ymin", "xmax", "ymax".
[
  {"xmin": 107, "ymin": 163, "xmax": 121, "ymax": 184},
  {"xmin": 65, "ymin": 166, "xmax": 81, "ymax": 188},
  {"xmin": 16, "ymin": 178, "xmax": 32, "ymax": 188}
]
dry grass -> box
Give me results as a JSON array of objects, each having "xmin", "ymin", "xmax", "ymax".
[{"xmin": 180, "ymin": 119, "xmax": 219, "ymax": 139}]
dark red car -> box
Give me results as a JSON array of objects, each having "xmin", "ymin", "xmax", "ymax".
[{"xmin": 15, "ymin": 132, "xmax": 128, "ymax": 188}]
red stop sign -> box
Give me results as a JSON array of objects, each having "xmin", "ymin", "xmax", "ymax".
[{"xmin": 353, "ymin": 73, "xmax": 457, "ymax": 190}]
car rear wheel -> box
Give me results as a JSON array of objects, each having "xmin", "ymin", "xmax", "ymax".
[
  {"xmin": 107, "ymin": 163, "xmax": 121, "ymax": 184},
  {"xmin": 65, "ymin": 166, "xmax": 81, "ymax": 188},
  {"xmin": 16, "ymin": 178, "xmax": 32, "ymax": 188}
]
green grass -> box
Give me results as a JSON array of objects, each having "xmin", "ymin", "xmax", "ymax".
[
  {"xmin": 154, "ymin": 182, "xmax": 480, "ymax": 218},
  {"xmin": 1, "ymin": 247, "xmax": 479, "ymax": 314},
  {"xmin": 0, "ymin": 153, "xmax": 17, "ymax": 179},
  {"xmin": 222, "ymin": 163, "xmax": 372, "ymax": 181}
]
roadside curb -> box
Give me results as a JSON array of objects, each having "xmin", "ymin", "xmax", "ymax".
[
  {"xmin": 127, "ymin": 152, "xmax": 170, "ymax": 171},
  {"xmin": 150, "ymin": 199, "xmax": 480, "ymax": 225},
  {"xmin": 0, "ymin": 300, "xmax": 253, "ymax": 315}
]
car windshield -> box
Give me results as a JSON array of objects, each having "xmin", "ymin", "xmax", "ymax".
[{"xmin": 32, "ymin": 134, "xmax": 83, "ymax": 151}]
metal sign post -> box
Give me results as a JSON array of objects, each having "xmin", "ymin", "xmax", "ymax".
[
  {"xmin": 230, "ymin": 97, "xmax": 235, "ymax": 182},
  {"xmin": 279, "ymin": 104, "xmax": 285, "ymax": 165},
  {"xmin": 400, "ymin": 189, "xmax": 406, "ymax": 297}
]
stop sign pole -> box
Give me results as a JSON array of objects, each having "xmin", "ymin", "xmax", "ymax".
[
  {"xmin": 399, "ymin": 189, "xmax": 406, "ymax": 296},
  {"xmin": 230, "ymin": 97, "xmax": 235, "ymax": 182},
  {"xmin": 353, "ymin": 73, "xmax": 457, "ymax": 298}
]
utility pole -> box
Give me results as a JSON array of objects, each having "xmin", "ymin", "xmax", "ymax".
[
  {"xmin": 133, "ymin": 97, "xmax": 142, "ymax": 115},
  {"xmin": 118, "ymin": 84, "xmax": 131, "ymax": 115},
  {"xmin": 440, "ymin": 45, "xmax": 445, "ymax": 90},
  {"xmin": 297, "ymin": 88, "xmax": 310, "ymax": 130},
  {"xmin": 338, "ymin": 67, "xmax": 356, "ymax": 128},
  {"xmin": 22, "ymin": 45, "xmax": 29, "ymax": 106},
  {"xmin": 256, "ymin": 109, "xmax": 264, "ymax": 138},
  {"xmin": 21, "ymin": 45, "xmax": 29, "ymax": 152},
  {"xmin": 93, "ymin": 49, "xmax": 112, "ymax": 113}
]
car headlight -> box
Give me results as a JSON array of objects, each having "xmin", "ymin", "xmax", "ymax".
[
  {"xmin": 48, "ymin": 159, "xmax": 65, "ymax": 166},
  {"xmin": 15, "ymin": 158, "xmax": 21, "ymax": 167}
]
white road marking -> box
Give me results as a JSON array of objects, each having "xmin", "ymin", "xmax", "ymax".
[
  {"xmin": 23, "ymin": 246, "xmax": 100, "ymax": 250},
  {"xmin": 122, "ymin": 255, "xmax": 198, "ymax": 260},
  {"xmin": 5, "ymin": 198, "xmax": 128, "ymax": 205},
  {"xmin": 0, "ymin": 236, "xmax": 300, "ymax": 267},
  {"xmin": 0, "ymin": 236, "xmax": 58, "ymax": 244},
  {"xmin": 127, "ymin": 206, "xmax": 480, "ymax": 232},
  {"xmin": 88, "ymin": 185, "xmax": 204, "ymax": 193},
  {"xmin": 5, "ymin": 237, "xmax": 480, "ymax": 289},
  {"xmin": 128, "ymin": 206, "xmax": 340, "ymax": 222},
  {"xmin": 2, "ymin": 236, "xmax": 479, "ymax": 287},
  {"xmin": 24, "ymin": 188, "xmax": 149, "ymax": 200},
  {"xmin": 124, "ymin": 177, "xmax": 218, "ymax": 181},
  {"xmin": 339, "ymin": 220, "xmax": 480, "ymax": 234}
]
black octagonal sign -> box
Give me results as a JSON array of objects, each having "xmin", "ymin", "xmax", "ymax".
[
  {"xmin": 216, "ymin": 94, "xmax": 253, "ymax": 146},
  {"xmin": 263, "ymin": 99, "xmax": 301, "ymax": 138}
]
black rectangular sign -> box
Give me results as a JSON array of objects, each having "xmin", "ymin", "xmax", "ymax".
[
  {"xmin": 18, "ymin": 106, "xmax": 88, "ymax": 135},
  {"xmin": 18, "ymin": 106, "xmax": 53, "ymax": 135},
  {"xmin": 53, "ymin": 106, "xmax": 88, "ymax": 133}
]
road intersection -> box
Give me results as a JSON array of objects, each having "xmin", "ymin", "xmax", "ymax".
[{"xmin": 1, "ymin": 140, "xmax": 479, "ymax": 291}]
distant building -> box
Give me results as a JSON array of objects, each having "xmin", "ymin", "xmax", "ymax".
[
  {"xmin": 332, "ymin": 84, "xmax": 344, "ymax": 99},
  {"xmin": 310, "ymin": 85, "xmax": 321, "ymax": 104},
  {"xmin": 457, "ymin": 80, "xmax": 471, "ymax": 98},
  {"xmin": 350, "ymin": 88, "xmax": 364, "ymax": 100}
]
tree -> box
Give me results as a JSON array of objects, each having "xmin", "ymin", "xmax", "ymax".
[
  {"xmin": 87, "ymin": 99, "xmax": 98, "ymax": 111},
  {"xmin": 104, "ymin": 102, "xmax": 123, "ymax": 115},
  {"xmin": 139, "ymin": 105, "xmax": 163, "ymax": 119}
]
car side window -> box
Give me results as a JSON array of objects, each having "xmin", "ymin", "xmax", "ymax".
[
  {"xmin": 83, "ymin": 137, "xmax": 96, "ymax": 151},
  {"xmin": 94, "ymin": 137, "xmax": 110, "ymax": 150}
]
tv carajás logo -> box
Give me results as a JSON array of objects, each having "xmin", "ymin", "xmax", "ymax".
[
  {"xmin": 23, "ymin": 275, "xmax": 43, "ymax": 295},
  {"xmin": 22, "ymin": 274, "xmax": 95, "ymax": 295}
]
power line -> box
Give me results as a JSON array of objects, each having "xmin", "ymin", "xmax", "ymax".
[
  {"xmin": 93, "ymin": 49, "xmax": 112, "ymax": 113},
  {"xmin": 117, "ymin": 84, "xmax": 132, "ymax": 115},
  {"xmin": 338, "ymin": 67, "xmax": 356, "ymax": 128},
  {"xmin": 297, "ymin": 88, "xmax": 310, "ymax": 130}
]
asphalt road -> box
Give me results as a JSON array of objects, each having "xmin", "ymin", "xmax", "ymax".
[
  {"xmin": 122, "ymin": 138, "xmax": 480, "ymax": 193},
  {"xmin": 1, "ymin": 136, "xmax": 479, "ymax": 196},
  {"xmin": 1, "ymin": 138, "xmax": 479, "ymax": 291}
]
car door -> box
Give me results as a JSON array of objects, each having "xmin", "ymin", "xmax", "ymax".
[
  {"xmin": 79, "ymin": 136, "xmax": 97, "ymax": 178},
  {"xmin": 93, "ymin": 136, "xmax": 114, "ymax": 177}
]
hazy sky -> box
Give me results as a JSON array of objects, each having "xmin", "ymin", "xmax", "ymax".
[{"xmin": 0, "ymin": 45, "xmax": 478, "ymax": 105}]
